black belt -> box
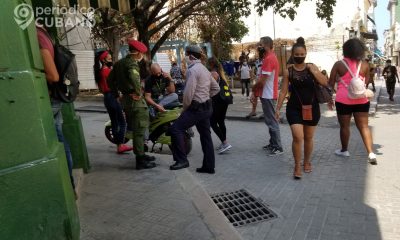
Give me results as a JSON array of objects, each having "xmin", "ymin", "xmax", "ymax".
[{"xmin": 188, "ymin": 99, "xmax": 211, "ymax": 111}]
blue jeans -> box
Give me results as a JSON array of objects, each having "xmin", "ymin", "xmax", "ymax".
[
  {"xmin": 169, "ymin": 102, "xmax": 215, "ymax": 169},
  {"xmin": 260, "ymin": 98, "xmax": 282, "ymax": 150},
  {"xmin": 159, "ymin": 93, "xmax": 179, "ymax": 108},
  {"xmin": 104, "ymin": 92, "xmax": 126, "ymax": 144},
  {"xmin": 52, "ymin": 100, "xmax": 75, "ymax": 189}
]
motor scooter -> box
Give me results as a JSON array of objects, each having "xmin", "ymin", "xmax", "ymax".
[{"xmin": 105, "ymin": 107, "xmax": 193, "ymax": 154}]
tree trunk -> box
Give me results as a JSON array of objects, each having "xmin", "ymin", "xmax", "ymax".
[
  {"xmin": 137, "ymin": 27, "xmax": 151, "ymax": 78},
  {"xmin": 111, "ymin": 34, "xmax": 120, "ymax": 63}
]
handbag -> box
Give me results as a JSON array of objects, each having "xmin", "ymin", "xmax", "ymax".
[
  {"xmin": 289, "ymin": 67, "xmax": 314, "ymax": 121},
  {"xmin": 219, "ymin": 79, "xmax": 233, "ymax": 104},
  {"xmin": 315, "ymin": 83, "xmax": 333, "ymax": 103}
]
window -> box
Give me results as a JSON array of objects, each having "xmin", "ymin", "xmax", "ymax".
[
  {"xmin": 90, "ymin": 0, "xmax": 98, "ymax": 8},
  {"xmin": 129, "ymin": 0, "xmax": 136, "ymax": 10},
  {"xmin": 110, "ymin": 0, "xmax": 118, "ymax": 10}
]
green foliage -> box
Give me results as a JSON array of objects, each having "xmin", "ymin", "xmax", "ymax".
[
  {"xmin": 253, "ymin": 0, "xmax": 336, "ymax": 27},
  {"xmin": 91, "ymin": 8, "xmax": 131, "ymax": 50},
  {"xmin": 196, "ymin": 2, "xmax": 249, "ymax": 60}
]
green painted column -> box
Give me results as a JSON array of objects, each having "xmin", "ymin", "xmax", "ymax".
[
  {"xmin": 62, "ymin": 103, "xmax": 91, "ymax": 173},
  {"xmin": 0, "ymin": 0, "xmax": 80, "ymax": 239}
]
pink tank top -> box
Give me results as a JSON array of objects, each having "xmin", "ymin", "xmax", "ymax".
[{"xmin": 335, "ymin": 58, "xmax": 369, "ymax": 105}]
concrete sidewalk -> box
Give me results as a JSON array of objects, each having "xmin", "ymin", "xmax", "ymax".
[
  {"xmin": 78, "ymin": 113, "xmax": 242, "ymax": 240},
  {"xmin": 77, "ymin": 79, "xmax": 391, "ymax": 240}
]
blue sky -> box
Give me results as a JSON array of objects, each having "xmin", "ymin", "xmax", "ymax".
[{"xmin": 376, "ymin": 0, "xmax": 390, "ymax": 49}]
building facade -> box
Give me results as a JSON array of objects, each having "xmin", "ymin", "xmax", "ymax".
[
  {"xmin": 241, "ymin": 0, "xmax": 378, "ymax": 72},
  {"xmin": 385, "ymin": 0, "xmax": 400, "ymax": 64}
]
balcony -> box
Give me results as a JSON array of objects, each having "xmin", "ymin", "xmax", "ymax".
[{"xmin": 361, "ymin": 29, "xmax": 378, "ymax": 40}]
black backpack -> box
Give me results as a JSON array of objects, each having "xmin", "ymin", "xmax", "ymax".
[
  {"xmin": 38, "ymin": 27, "xmax": 79, "ymax": 102},
  {"xmin": 52, "ymin": 44, "xmax": 79, "ymax": 103}
]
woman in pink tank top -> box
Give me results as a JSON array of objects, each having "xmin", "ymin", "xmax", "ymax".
[{"xmin": 329, "ymin": 38, "xmax": 377, "ymax": 164}]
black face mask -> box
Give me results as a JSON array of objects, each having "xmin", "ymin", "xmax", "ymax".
[
  {"xmin": 258, "ymin": 47, "xmax": 266, "ymax": 57},
  {"xmin": 293, "ymin": 57, "xmax": 306, "ymax": 64},
  {"xmin": 105, "ymin": 61, "xmax": 113, "ymax": 67}
]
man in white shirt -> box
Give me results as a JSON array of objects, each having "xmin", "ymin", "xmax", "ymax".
[
  {"xmin": 240, "ymin": 62, "xmax": 251, "ymax": 98},
  {"xmin": 169, "ymin": 45, "xmax": 220, "ymax": 173}
]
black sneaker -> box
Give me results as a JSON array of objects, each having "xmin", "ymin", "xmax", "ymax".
[
  {"xmin": 268, "ymin": 147, "xmax": 284, "ymax": 156},
  {"xmin": 263, "ymin": 144, "xmax": 272, "ymax": 150}
]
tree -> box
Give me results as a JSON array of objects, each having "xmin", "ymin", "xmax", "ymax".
[
  {"xmin": 196, "ymin": 5, "xmax": 249, "ymax": 60},
  {"xmin": 91, "ymin": 8, "xmax": 132, "ymax": 62},
  {"xmin": 132, "ymin": 0, "xmax": 336, "ymax": 59}
]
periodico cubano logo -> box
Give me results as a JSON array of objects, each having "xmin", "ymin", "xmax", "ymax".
[
  {"xmin": 14, "ymin": 3, "xmax": 96, "ymax": 30},
  {"xmin": 14, "ymin": 3, "xmax": 34, "ymax": 30}
]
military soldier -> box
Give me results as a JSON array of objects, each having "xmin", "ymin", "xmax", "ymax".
[{"xmin": 107, "ymin": 40, "xmax": 156, "ymax": 170}]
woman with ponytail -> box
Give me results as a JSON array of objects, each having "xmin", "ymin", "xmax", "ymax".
[
  {"xmin": 207, "ymin": 57, "xmax": 233, "ymax": 154},
  {"xmin": 95, "ymin": 51, "xmax": 133, "ymax": 154},
  {"xmin": 275, "ymin": 37, "xmax": 329, "ymax": 179}
]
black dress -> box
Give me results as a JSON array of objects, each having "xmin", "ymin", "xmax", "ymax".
[{"xmin": 286, "ymin": 66, "xmax": 320, "ymax": 126}]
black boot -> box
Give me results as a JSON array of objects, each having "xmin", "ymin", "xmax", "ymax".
[
  {"xmin": 170, "ymin": 161, "xmax": 189, "ymax": 170},
  {"xmin": 136, "ymin": 156, "xmax": 156, "ymax": 170},
  {"xmin": 143, "ymin": 154, "xmax": 156, "ymax": 162}
]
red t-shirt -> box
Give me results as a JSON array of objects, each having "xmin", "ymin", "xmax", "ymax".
[
  {"xmin": 261, "ymin": 52, "xmax": 279, "ymax": 99},
  {"xmin": 99, "ymin": 67, "xmax": 111, "ymax": 93}
]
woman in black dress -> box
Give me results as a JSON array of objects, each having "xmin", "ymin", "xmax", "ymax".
[{"xmin": 275, "ymin": 37, "xmax": 329, "ymax": 179}]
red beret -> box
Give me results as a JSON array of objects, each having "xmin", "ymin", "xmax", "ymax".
[
  {"xmin": 128, "ymin": 40, "xmax": 148, "ymax": 53},
  {"xmin": 99, "ymin": 51, "xmax": 109, "ymax": 61}
]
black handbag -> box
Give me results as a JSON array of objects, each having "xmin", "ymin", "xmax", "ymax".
[
  {"xmin": 219, "ymin": 79, "xmax": 233, "ymax": 104},
  {"xmin": 315, "ymin": 83, "xmax": 333, "ymax": 104}
]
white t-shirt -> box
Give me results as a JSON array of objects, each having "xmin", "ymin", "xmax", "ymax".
[{"xmin": 240, "ymin": 65, "xmax": 251, "ymax": 79}]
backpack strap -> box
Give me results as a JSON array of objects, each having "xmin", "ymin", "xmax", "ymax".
[
  {"xmin": 340, "ymin": 59, "xmax": 361, "ymax": 88},
  {"xmin": 341, "ymin": 59, "xmax": 355, "ymax": 78}
]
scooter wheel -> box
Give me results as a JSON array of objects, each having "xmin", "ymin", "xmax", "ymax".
[{"xmin": 105, "ymin": 125, "xmax": 129, "ymax": 144}]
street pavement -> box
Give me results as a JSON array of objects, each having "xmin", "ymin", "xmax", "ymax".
[{"xmin": 77, "ymin": 79, "xmax": 400, "ymax": 240}]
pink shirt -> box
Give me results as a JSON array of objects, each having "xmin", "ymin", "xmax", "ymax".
[
  {"xmin": 261, "ymin": 52, "xmax": 279, "ymax": 99},
  {"xmin": 36, "ymin": 27, "xmax": 54, "ymax": 58},
  {"xmin": 335, "ymin": 58, "xmax": 369, "ymax": 105}
]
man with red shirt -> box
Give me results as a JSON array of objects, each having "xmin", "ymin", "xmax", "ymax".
[{"xmin": 250, "ymin": 36, "xmax": 283, "ymax": 156}]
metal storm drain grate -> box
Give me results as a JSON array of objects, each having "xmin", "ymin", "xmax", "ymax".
[{"xmin": 211, "ymin": 189, "xmax": 278, "ymax": 227}]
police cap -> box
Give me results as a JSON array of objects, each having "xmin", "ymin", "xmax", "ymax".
[{"xmin": 185, "ymin": 45, "xmax": 202, "ymax": 55}]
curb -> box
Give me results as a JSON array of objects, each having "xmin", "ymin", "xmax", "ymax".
[
  {"xmin": 158, "ymin": 158, "xmax": 243, "ymax": 240},
  {"xmin": 72, "ymin": 168, "xmax": 84, "ymax": 200}
]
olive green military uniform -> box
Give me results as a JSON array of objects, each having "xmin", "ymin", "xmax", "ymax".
[{"xmin": 108, "ymin": 56, "xmax": 149, "ymax": 157}]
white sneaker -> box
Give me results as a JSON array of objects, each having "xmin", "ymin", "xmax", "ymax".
[
  {"xmin": 335, "ymin": 149, "xmax": 350, "ymax": 157},
  {"xmin": 216, "ymin": 143, "xmax": 224, "ymax": 151},
  {"xmin": 218, "ymin": 143, "xmax": 232, "ymax": 154},
  {"xmin": 368, "ymin": 153, "xmax": 377, "ymax": 165}
]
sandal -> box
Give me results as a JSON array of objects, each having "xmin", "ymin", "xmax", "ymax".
[
  {"xmin": 245, "ymin": 112, "xmax": 257, "ymax": 119},
  {"xmin": 293, "ymin": 165, "xmax": 302, "ymax": 180},
  {"xmin": 304, "ymin": 162, "xmax": 312, "ymax": 173}
]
